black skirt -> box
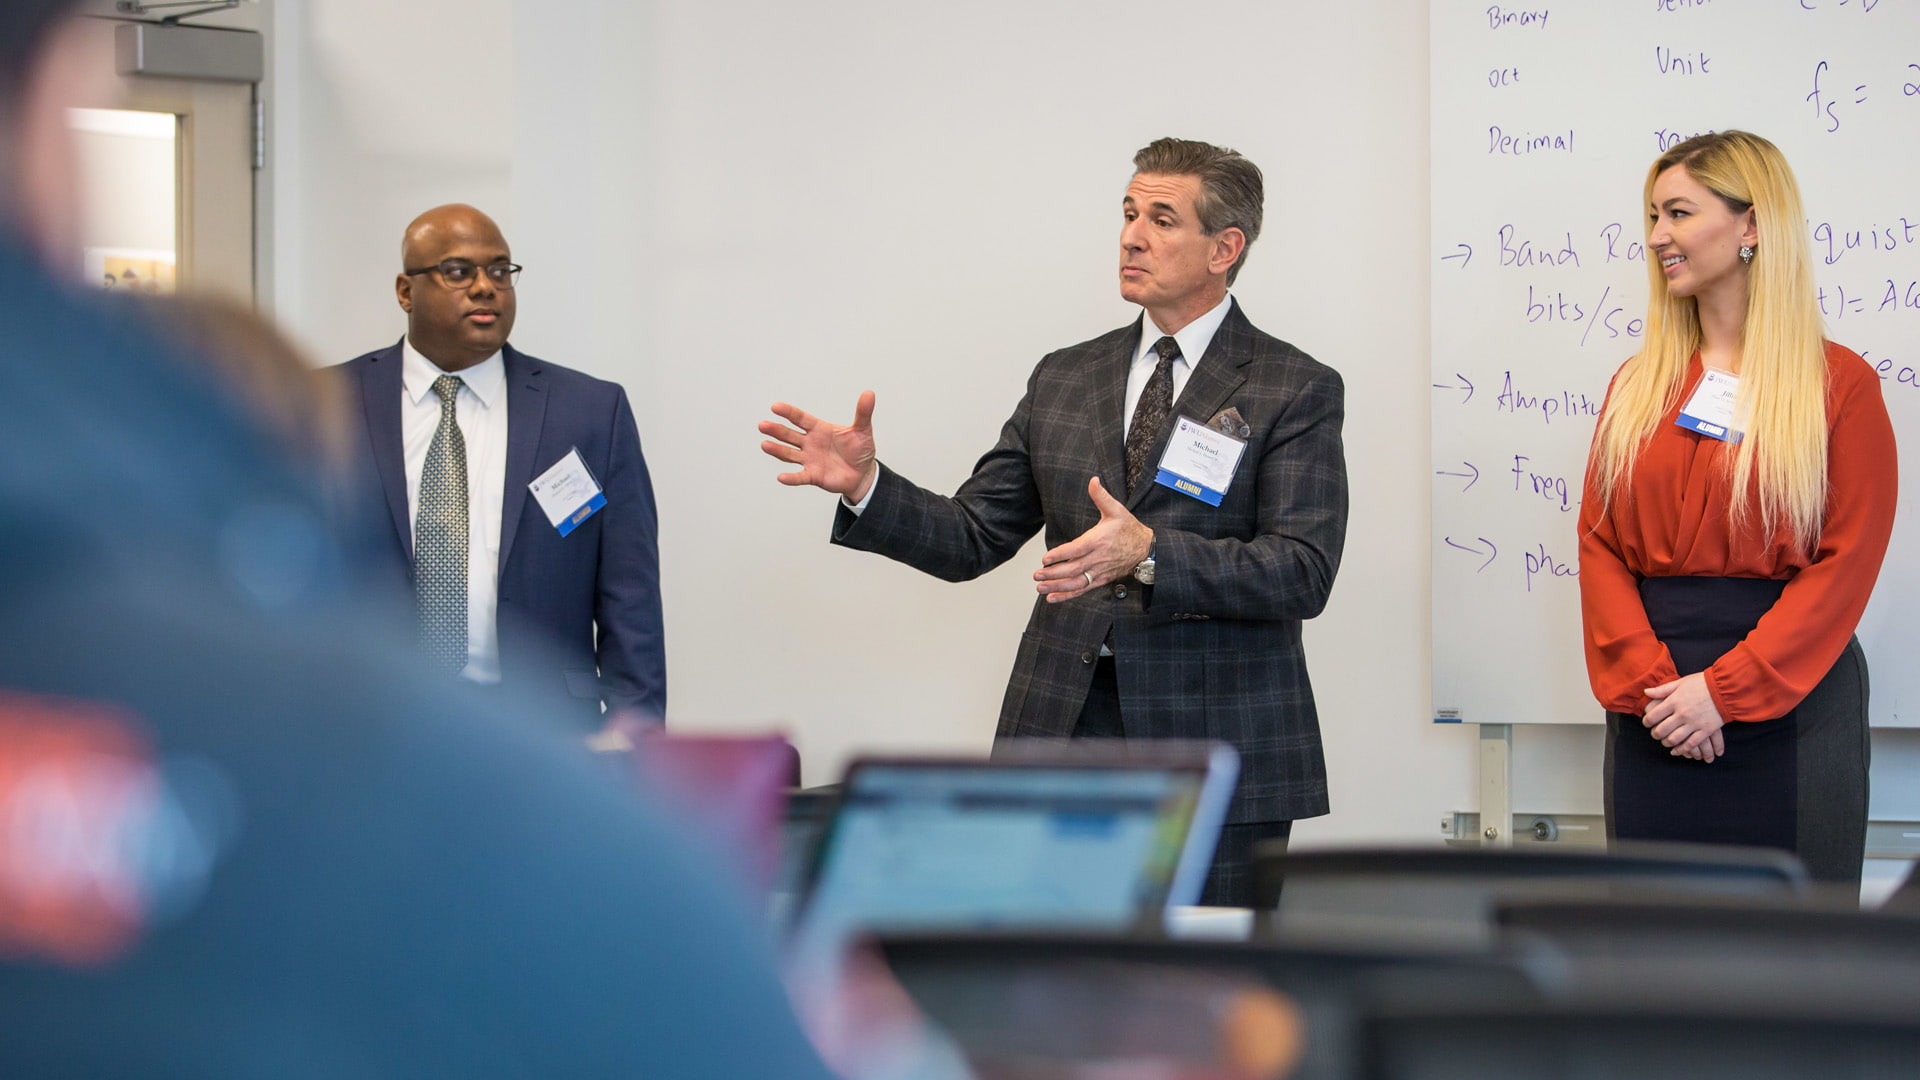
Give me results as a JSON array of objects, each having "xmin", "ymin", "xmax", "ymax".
[{"xmin": 1605, "ymin": 576, "xmax": 1870, "ymax": 886}]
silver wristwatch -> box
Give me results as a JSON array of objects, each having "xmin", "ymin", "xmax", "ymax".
[{"xmin": 1132, "ymin": 552, "xmax": 1156, "ymax": 586}]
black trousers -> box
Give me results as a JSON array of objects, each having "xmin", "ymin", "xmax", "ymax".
[
  {"xmin": 1606, "ymin": 576, "xmax": 1869, "ymax": 887},
  {"xmin": 1071, "ymin": 655, "xmax": 1287, "ymax": 907}
]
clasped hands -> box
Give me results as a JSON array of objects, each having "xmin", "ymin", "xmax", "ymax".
[
  {"xmin": 1643, "ymin": 672, "xmax": 1727, "ymax": 763},
  {"xmin": 760, "ymin": 394, "xmax": 1151, "ymax": 602}
]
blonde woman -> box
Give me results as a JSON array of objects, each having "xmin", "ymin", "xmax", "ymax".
[{"xmin": 1578, "ymin": 131, "xmax": 1896, "ymax": 886}]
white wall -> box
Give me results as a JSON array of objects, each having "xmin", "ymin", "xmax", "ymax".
[
  {"xmin": 255, "ymin": 1, "xmax": 1920, "ymax": 877},
  {"xmin": 497, "ymin": 0, "xmax": 1477, "ymax": 845},
  {"xmin": 261, "ymin": 0, "xmax": 512, "ymax": 365},
  {"xmin": 261, "ymin": 0, "xmax": 1690, "ymax": 848}
]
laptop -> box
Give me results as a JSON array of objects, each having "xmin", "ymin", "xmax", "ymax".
[
  {"xmin": 615, "ymin": 733, "xmax": 799, "ymax": 893},
  {"xmin": 785, "ymin": 740, "xmax": 1237, "ymax": 966}
]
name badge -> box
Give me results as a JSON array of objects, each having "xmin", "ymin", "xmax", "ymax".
[
  {"xmin": 1153, "ymin": 416, "xmax": 1247, "ymax": 506},
  {"xmin": 528, "ymin": 448, "xmax": 606, "ymax": 536},
  {"xmin": 1675, "ymin": 368, "xmax": 1743, "ymax": 442}
]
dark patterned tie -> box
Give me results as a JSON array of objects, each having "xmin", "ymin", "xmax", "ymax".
[
  {"xmin": 1124, "ymin": 336, "xmax": 1180, "ymax": 497},
  {"xmin": 416, "ymin": 374, "xmax": 469, "ymax": 675}
]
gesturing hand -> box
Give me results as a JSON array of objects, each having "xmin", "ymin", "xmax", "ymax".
[
  {"xmin": 1643, "ymin": 672, "xmax": 1727, "ymax": 762},
  {"xmin": 760, "ymin": 392, "xmax": 879, "ymax": 502},
  {"xmin": 1033, "ymin": 477, "xmax": 1153, "ymax": 604}
]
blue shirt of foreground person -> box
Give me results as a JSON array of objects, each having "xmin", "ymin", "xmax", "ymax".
[{"xmin": 0, "ymin": 8, "xmax": 825, "ymax": 1075}]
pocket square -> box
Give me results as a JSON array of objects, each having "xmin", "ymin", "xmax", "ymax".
[{"xmin": 1209, "ymin": 407, "xmax": 1251, "ymax": 440}]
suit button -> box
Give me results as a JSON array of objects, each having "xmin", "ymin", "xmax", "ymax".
[
  {"xmin": 1112, "ymin": 584, "xmax": 1128, "ymax": 599},
  {"xmin": 1080, "ymin": 651, "xmax": 1095, "ymax": 664}
]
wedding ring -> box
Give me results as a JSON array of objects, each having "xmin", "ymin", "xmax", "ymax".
[{"xmin": 1084, "ymin": 572, "xmax": 1094, "ymax": 588}]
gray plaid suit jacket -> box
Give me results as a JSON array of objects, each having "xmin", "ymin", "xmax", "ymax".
[{"xmin": 833, "ymin": 300, "xmax": 1347, "ymax": 824}]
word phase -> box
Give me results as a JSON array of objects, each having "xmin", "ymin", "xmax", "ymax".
[{"xmin": 1524, "ymin": 544, "xmax": 1579, "ymax": 593}]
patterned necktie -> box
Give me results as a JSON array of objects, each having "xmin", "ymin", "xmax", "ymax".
[
  {"xmin": 416, "ymin": 374, "xmax": 469, "ymax": 675},
  {"xmin": 1124, "ymin": 336, "xmax": 1180, "ymax": 497}
]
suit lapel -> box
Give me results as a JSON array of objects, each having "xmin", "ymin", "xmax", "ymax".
[
  {"xmin": 359, "ymin": 341, "xmax": 413, "ymax": 560},
  {"xmin": 1125, "ymin": 300, "xmax": 1252, "ymax": 513},
  {"xmin": 1169, "ymin": 299, "xmax": 1253, "ymax": 432},
  {"xmin": 1094, "ymin": 318, "xmax": 1143, "ymax": 496},
  {"xmin": 497, "ymin": 344, "xmax": 547, "ymax": 577}
]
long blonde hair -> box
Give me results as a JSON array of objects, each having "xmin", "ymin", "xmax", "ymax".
[{"xmin": 1588, "ymin": 130, "xmax": 1829, "ymax": 553}]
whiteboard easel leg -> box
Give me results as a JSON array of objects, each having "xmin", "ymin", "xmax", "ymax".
[{"xmin": 1478, "ymin": 724, "xmax": 1513, "ymax": 848}]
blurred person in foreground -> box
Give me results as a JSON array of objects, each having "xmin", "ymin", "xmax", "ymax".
[
  {"xmin": 1578, "ymin": 130, "xmax": 1896, "ymax": 887},
  {"xmin": 127, "ymin": 293, "xmax": 423, "ymax": 603},
  {"xmin": 0, "ymin": 5, "xmax": 846, "ymax": 1075},
  {"xmin": 135, "ymin": 294, "xmax": 354, "ymax": 481}
]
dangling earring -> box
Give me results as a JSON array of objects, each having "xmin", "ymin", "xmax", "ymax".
[{"xmin": 1739, "ymin": 245, "xmax": 1753, "ymax": 265}]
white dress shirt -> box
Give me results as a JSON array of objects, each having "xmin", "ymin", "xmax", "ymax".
[
  {"xmin": 846, "ymin": 293, "xmax": 1235, "ymax": 515},
  {"xmin": 1123, "ymin": 292, "xmax": 1233, "ymax": 436},
  {"xmin": 402, "ymin": 340, "xmax": 508, "ymax": 683}
]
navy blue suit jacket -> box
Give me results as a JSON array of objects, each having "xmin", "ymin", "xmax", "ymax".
[
  {"xmin": 0, "ymin": 240, "xmax": 831, "ymax": 1076},
  {"xmin": 335, "ymin": 341, "xmax": 665, "ymax": 726}
]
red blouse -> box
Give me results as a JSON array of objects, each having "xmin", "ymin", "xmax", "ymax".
[{"xmin": 1578, "ymin": 342, "xmax": 1898, "ymax": 723}]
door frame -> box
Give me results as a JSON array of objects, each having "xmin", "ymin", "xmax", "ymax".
[{"xmin": 71, "ymin": 17, "xmax": 261, "ymax": 301}]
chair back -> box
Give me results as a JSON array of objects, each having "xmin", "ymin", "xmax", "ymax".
[
  {"xmin": 1363, "ymin": 999, "xmax": 1920, "ymax": 1080},
  {"xmin": 1496, "ymin": 894, "xmax": 1920, "ymax": 1010},
  {"xmin": 1880, "ymin": 862, "xmax": 1920, "ymax": 916},
  {"xmin": 1252, "ymin": 842, "xmax": 1808, "ymax": 944},
  {"xmin": 879, "ymin": 931, "xmax": 1554, "ymax": 1080}
]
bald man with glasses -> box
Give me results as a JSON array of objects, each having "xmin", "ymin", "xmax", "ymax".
[{"xmin": 336, "ymin": 204, "xmax": 666, "ymax": 728}]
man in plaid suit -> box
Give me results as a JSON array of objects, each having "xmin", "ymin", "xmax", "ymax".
[{"xmin": 761, "ymin": 138, "xmax": 1348, "ymax": 906}]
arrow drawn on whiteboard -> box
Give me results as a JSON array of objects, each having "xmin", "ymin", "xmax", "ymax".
[
  {"xmin": 1431, "ymin": 374, "xmax": 1474, "ymax": 404},
  {"xmin": 1435, "ymin": 463, "xmax": 1479, "ymax": 492},
  {"xmin": 1444, "ymin": 536, "xmax": 1497, "ymax": 573},
  {"xmin": 1440, "ymin": 243, "xmax": 1472, "ymax": 268}
]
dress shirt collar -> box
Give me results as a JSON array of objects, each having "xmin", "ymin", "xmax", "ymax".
[
  {"xmin": 1132, "ymin": 292, "xmax": 1233, "ymax": 371},
  {"xmin": 402, "ymin": 337, "xmax": 505, "ymax": 410}
]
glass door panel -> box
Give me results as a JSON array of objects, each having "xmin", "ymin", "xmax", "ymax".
[{"xmin": 68, "ymin": 106, "xmax": 179, "ymax": 294}]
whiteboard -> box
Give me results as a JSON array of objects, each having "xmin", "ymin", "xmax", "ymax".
[{"xmin": 1431, "ymin": 0, "xmax": 1920, "ymax": 726}]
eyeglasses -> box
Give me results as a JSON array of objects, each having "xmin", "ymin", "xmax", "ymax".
[{"xmin": 403, "ymin": 259, "xmax": 523, "ymax": 290}]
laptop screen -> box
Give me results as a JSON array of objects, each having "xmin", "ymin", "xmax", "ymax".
[{"xmin": 789, "ymin": 743, "xmax": 1236, "ymax": 956}]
